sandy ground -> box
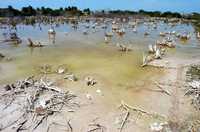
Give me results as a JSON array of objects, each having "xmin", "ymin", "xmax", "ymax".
[
  {"xmin": 0, "ymin": 54, "xmax": 200, "ymax": 132},
  {"xmin": 58, "ymin": 55, "xmax": 200, "ymax": 132},
  {"xmin": 36, "ymin": 60, "xmax": 198, "ymax": 132}
]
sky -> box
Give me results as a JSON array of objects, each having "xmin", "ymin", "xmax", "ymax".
[{"xmin": 0, "ymin": 0, "xmax": 199, "ymax": 13}]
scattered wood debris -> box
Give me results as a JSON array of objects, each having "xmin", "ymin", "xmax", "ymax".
[
  {"xmin": 57, "ymin": 65, "xmax": 67, "ymax": 74},
  {"xmin": 117, "ymin": 100, "xmax": 166, "ymax": 132},
  {"xmin": 85, "ymin": 76, "xmax": 97, "ymax": 86},
  {"xmin": 87, "ymin": 123, "xmax": 106, "ymax": 132},
  {"xmin": 28, "ymin": 38, "xmax": 44, "ymax": 47},
  {"xmin": 119, "ymin": 100, "xmax": 166, "ymax": 119},
  {"xmin": 185, "ymin": 80, "xmax": 200, "ymax": 110},
  {"xmin": 141, "ymin": 53, "xmax": 154, "ymax": 67},
  {"xmin": 185, "ymin": 65, "xmax": 200, "ymax": 110},
  {"xmin": 154, "ymin": 81, "xmax": 171, "ymax": 96},
  {"xmin": 3, "ymin": 32, "xmax": 22, "ymax": 44},
  {"xmin": 119, "ymin": 110, "xmax": 129, "ymax": 132},
  {"xmin": 64, "ymin": 73, "xmax": 78, "ymax": 81},
  {"xmin": 0, "ymin": 76, "xmax": 78, "ymax": 131}
]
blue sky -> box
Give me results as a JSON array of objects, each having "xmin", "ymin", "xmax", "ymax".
[{"xmin": 0, "ymin": 0, "xmax": 199, "ymax": 13}]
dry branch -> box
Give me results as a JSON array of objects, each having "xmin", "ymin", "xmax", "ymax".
[
  {"xmin": 119, "ymin": 110, "xmax": 129, "ymax": 132},
  {"xmin": 0, "ymin": 77, "xmax": 77, "ymax": 131},
  {"xmin": 154, "ymin": 81, "xmax": 171, "ymax": 96},
  {"xmin": 119, "ymin": 100, "xmax": 166, "ymax": 119}
]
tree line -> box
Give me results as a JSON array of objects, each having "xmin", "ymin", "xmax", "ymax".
[
  {"xmin": 0, "ymin": 6, "xmax": 90, "ymax": 17},
  {"xmin": 0, "ymin": 5, "xmax": 200, "ymax": 20}
]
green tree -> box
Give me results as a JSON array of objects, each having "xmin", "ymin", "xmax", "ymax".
[
  {"xmin": 83, "ymin": 8, "xmax": 91, "ymax": 15},
  {"xmin": 21, "ymin": 6, "xmax": 36, "ymax": 16}
]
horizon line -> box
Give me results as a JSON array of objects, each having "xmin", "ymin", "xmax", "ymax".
[{"xmin": 1, "ymin": 5, "xmax": 199, "ymax": 14}]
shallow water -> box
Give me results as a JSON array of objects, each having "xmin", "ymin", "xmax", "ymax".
[{"xmin": 0, "ymin": 20, "xmax": 200, "ymax": 85}]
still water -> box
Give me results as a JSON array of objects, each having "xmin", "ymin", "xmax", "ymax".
[{"xmin": 0, "ymin": 20, "xmax": 200, "ymax": 85}]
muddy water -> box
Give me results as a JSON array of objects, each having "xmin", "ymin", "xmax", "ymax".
[
  {"xmin": 0, "ymin": 43, "xmax": 161, "ymax": 84},
  {"xmin": 0, "ymin": 22, "xmax": 165, "ymax": 84},
  {"xmin": 0, "ymin": 22, "xmax": 199, "ymax": 82}
]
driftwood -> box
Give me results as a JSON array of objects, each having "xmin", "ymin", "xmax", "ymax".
[
  {"xmin": 117, "ymin": 100, "xmax": 166, "ymax": 132},
  {"xmin": 64, "ymin": 74, "xmax": 78, "ymax": 82},
  {"xmin": 117, "ymin": 101, "xmax": 166, "ymax": 131},
  {"xmin": 33, "ymin": 115, "xmax": 48, "ymax": 130},
  {"xmin": 67, "ymin": 120, "xmax": 73, "ymax": 132},
  {"xmin": 0, "ymin": 112, "xmax": 27, "ymax": 131},
  {"xmin": 141, "ymin": 54, "xmax": 154, "ymax": 67},
  {"xmin": 119, "ymin": 110, "xmax": 129, "ymax": 132},
  {"xmin": 3, "ymin": 32, "xmax": 22, "ymax": 44},
  {"xmin": 120, "ymin": 101, "xmax": 151, "ymax": 115},
  {"xmin": 16, "ymin": 119, "xmax": 28, "ymax": 132},
  {"xmin": 119, "ymin": 100, "xmax": 166, "ymax": 118},
  {"xmin": 0, "ymin": 77, "xmax": 77, "ymax": 131},
  {"xmin": 85, "ymin": 76, "xmax": 97, "ymax": 86},
  {"xmin": 28, "ymin": 38, "xmax": 44, "ymax": 47},
  {"xmin": 154, "ymin": 81, "xmax": 171, "ymax": 96},
  {"xmin": 88, "ymin": 123, "xmax": 106, "ymax": 132},
  {"xmin": 185, "ymin": 80, "xmax": 200, "ymax": 110},
  {"xmin": 142, "ymin": 45, "xmax": 166, "ymax": 67}
]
